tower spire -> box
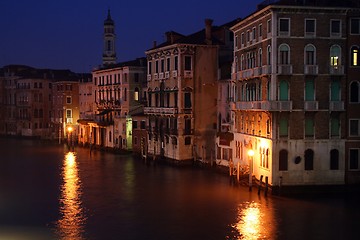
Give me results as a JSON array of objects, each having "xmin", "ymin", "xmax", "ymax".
[{"xmin": 102, "ymin": 9, "xmax": 116, "ymax": 66}]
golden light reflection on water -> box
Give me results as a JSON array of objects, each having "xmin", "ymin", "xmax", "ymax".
[
  {"xmin": 231, "ymin": 201, "xmax": 276, "ymax": 240},
  {"xmin": 56, "ymin": 151, "xmax": 86, "ymax": 240}
]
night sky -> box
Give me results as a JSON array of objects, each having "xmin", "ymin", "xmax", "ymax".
[{"xmin": 0, "ymin": 0, "xmax": 259, "ymax": 73}]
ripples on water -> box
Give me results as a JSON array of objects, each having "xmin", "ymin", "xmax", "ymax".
[{"xmin": 55, "ymin": 151, "xmax": 87, "ymax": 240}]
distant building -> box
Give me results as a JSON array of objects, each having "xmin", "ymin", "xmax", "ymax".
[
  {"xmin": 228, "ymin": 0, "xmax": 360, "ymax": 190},
  {"xmin": 144, "ymin": 19, "xmax": 236, "ymax": 163},
  {"xmin": 0, "ymin": 65, "xmax": 83, "ymax": 139}
]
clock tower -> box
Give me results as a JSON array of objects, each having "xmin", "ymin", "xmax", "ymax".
[{"xmin": 103, "ymin": 10, "xmax": 117, "ymax": 66}]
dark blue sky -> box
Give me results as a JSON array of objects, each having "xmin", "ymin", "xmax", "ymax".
[{"xmin": 0, "ymin": 0, "xmax": 259, "ymax": 73}]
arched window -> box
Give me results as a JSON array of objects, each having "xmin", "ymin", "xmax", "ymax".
[
  {"xmin": 258, "ymin": 48, "xmax": 263, "ymax": 66},
  {"xmin": 304, "ymin": 149, "xmax": 314, "ymax": 170},
  {"xmin": 134, "ymin": 87, "xmax": 139, "ymax": 101},
  {"xmin": 350, "ymin": 81, "xmax": 359, "ymax": 103},
  {"xmin": 305, "ymin": 44, "xmax": 316, "ymax": 65},
  {"xmin": 351, "ymin": 46, "xmax": 359, "ymax": 66},
  {"xmin": 267, "ymin": 45, "xmax": 271, "ymax": 65},
  {"xmin": 330, "ymin": 45, "xmax": 341, "ymax": 66},
  {"xmin": 109, "ymin": 131, "xmax": 112, "ymax": 142},
  {"xmin": 279, "ymin": 44, "xmax": 290, "ymax": 65},
  {"xmin": 330, "ymin": 149, "xmax": 339, "ymax": 170},
  {"xmin": 124, "ymin": 88, "xmax": 127, "ymax": 101},
  {"xmin": 241, "ymin": 54, "xmax": 245, "ymax": 70},
  {"xmin": 279, "ymin": 149, "xmax": 288, "ymax": 171}
]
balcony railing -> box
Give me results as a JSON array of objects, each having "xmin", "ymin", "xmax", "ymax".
[
  {"xmin": 330, "ymin": 65, "xmax": 344, "ymax": 75},
  {"xmin": 235, "ymin": 101, "xmax": 292, "ymax": 111},
  {"xmin": 329, "ymin": 101, "xmax": 345, "ymax": 111},
  {"xmin": 277, "ymin": 65, "xmax": 293, "ymax": 75},
  {"xmin": 304, "ymin": 65, "xmax": 318, "ymax": 75},
  {"xmin": 144, "ymin": 107, "xmax": 178, "ymax": 115},
  {"xmin": 304, "ymin": 101, "xmax": 319, "ymax": 111},
  {"xmin": 184, "ymin": 70, "xmax": 193, "ymax": 78}
]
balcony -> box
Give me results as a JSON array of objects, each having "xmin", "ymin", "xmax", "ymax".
[
  {"xmin": 184, "ymin": 70, "xmax": 193, "ymax": 78},
  {"xmin": 304, "ymin": 101, "xmax": 319, "ymax": 111},
  {"xmin": 242, "ymin": 69, "xmax": 254, "ymax": 79},
  {"xmin": 261, "ymin": 101, "xmax": 292, "ymax": 111},
  {"xmin": 165, "ymin": 71, "xmax": 170, "ymax": 79},
  {"xmin": 304, "ymin": 65, "xmax": 318, "ymax": 75},
  {"xmin": 147, "ymin": 74, "xmax": 152, "ymax": 81},
  {"xmin": 329, "ymin": 101, "xmax": 345, "ymax": 111},
  {"xmin": 159, "ymin": 73, "xmax": 164, "ymax": 80},
  {"xmin": 144, "ymin": 107, "xmax": 178, "ymax": 115},
  {"xmin": 236, "ymin": 101, "xmax": 293, "ymax": 111},
  {"xmin": 278, "ymin": 65, "xmax": 293, "ymax": 75},
  {"xmin": 330, "ymin": 65, "xmax": 344, "ymax": 75},
  {"xmin": 172, "ymin": 70, "xmax": 178, "ymax": 78}
]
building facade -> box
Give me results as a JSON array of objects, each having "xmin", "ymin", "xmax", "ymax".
[
  {"xmin": 144, "ymin": 19, "xmax": 235, "ymax": 163},
  {"xmin": 229, "ymin": 0, "xmax": 360, "ymax": 189}
]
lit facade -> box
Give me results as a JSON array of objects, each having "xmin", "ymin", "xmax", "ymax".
[
  {"xmin": 145, "ymin": 19, "xmax": 235, "ymax": 163},
  {"xmin": 229, "ymin": 0, "xmax": 360, "ymax": 188}
]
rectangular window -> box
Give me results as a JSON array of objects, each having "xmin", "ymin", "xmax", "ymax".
[
  {"xmin": 331, "ymin": 20, "xmax": 341, "ymax": 36},
  {"xmin": 66, "ymin": 109, "xmax": 72, "ymax": 118},
  {"xmin": 331, "ymin": 117, "xmax": 340, "ymax": 137},
  {"xmin": 305, "ymin": 116, "xmax": 314, "ymax": 137},
  {"xmin": 267, "ymin": 19, "xmax": 272, "ymax": 33},
  {"xmin": 66, "ymin": 96, "xmax": 72, "ymax": 104},
  {"xmin": 184, "ymin": 92, "xmax": 191, "ymax": 108},
  {"xmin": 259, "ymin": 24, "xmax": 263, "ymax": 38},
  {"xmin": 241, "ymin": 33, "xmax": 244, "ymax": 46},
  {"xmin": 252, "ymin": 27, "xmax": 256, "ymax": 41},
  {"xmin": 166, "ymin": 57, "xmax": 170, "ymax": 71},
  {"xmin": 234, "ymin": 35, "xmax": 238, "ymax": 49},
  {"xmin": 174, "ymin": 56, "xmax": 178, "ymax": 71},
  {"xmin": 161, "ymin": 59, "xmax": 165, "ymax": 72},
  {"xmin": 140, "ymin": 120, "xmax": 146, "ymax": 129},
  {"xmin": 349, "ymin": 149, "xmax": 359, "ymax": 170},
  {"xmin": 133, "ymin": 121, "xmax": 138, "ymax": 129},
  {"xmin": 305, "ymin": 79, "xmax": 315, "ymax": 101},
  {"xmin": 279, "ymin": 18, "xmax": 290, "ymax": 36},
  {"xmin": 279, "ymin": 118, "xmax": 288, "ymax": 137},
  {"xmin": 148, "ymin": 62, "xmax": 152, "ymax": 74},
  {"xmin": 184, "ymin": 56, "xmax": 192, "ymax": 71},
  {"xmin": 305, "ymin": 19, "xmax": 316, "ymax": 36},
  {"xmin": 351, "ymin": 18, "xmax": 360, "ymax": 34},
  {"xmin": 349, "ymin": 119, "xmax": 360, "ymax": 136},
  {"xmin": 155, "ymin": 60, "xmax": 159, "ymax": 73}
]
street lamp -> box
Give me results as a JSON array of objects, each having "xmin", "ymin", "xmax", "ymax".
[
  {"xmin": 248, "ymin": 149, "xmax": 254, "ymax": 191},
  {"xmin": 67, "ymin": 126, "xmax": 73, "ymax": 149}
]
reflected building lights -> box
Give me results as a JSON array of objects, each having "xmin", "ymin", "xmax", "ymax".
[
  {"xmin": 231, "ymin": 201, "xmax": 276, "ymax": 240},
  {"xmin": 56, "ymin": 152, "xmax": 86, "ymax": 240}
]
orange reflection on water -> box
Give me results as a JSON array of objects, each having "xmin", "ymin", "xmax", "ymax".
[
  {"xmin": 231, "ymin": 201, "xmax": 276, "ymax": 240},
  {"xmin": 56, "ymin": 152, "xmax": 86, "ymax": 240}
]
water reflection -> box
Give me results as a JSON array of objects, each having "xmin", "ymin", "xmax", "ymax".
[
  {"xmin": 56, "ymin": 152, "xmax": 86, "ymax": 240},
  {"xmin": 231, "ymin": 200, "xmax": 277, "ymax": 239}
]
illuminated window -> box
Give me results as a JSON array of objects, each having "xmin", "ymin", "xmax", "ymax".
[
  {"xmin": 330, "ymin": 45, "xmax": 341, "ymax": 66},
  {"xmin": 351, "ymin": 46, "xmax": 359, "ymax": 66},
  {"xmin": 134, "ymin": 87, "xmax": 139, "ymax": 101}
]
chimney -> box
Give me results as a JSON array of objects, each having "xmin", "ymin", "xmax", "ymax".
[
  {"xmin": 165, "ymin": 31, "xmax": 173, "ymax": 43},
  {"xmin": 153, "ymin": 40, "xmax": 157, "ymax": 48},
  {"xmin": 205, "ymin": 19, "xmax": 213, "ymax": 44}
]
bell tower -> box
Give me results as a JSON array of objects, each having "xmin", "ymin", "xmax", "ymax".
[{"xmin": 103, "ymin": 9, "xmax": 117, "ymax": 66}]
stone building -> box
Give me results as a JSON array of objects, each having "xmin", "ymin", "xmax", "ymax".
[
  {"xmin": 228, "ymin": 0, "xmax": 360, "ymax": 190},
  {"xmin": 144, "ymin": 19, "xmax": 236, "ymax": 163}
]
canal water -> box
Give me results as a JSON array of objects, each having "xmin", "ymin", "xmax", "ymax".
[{"xmin": 0, "ymin": 138, "xmax": 359, "ymax": 240}]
